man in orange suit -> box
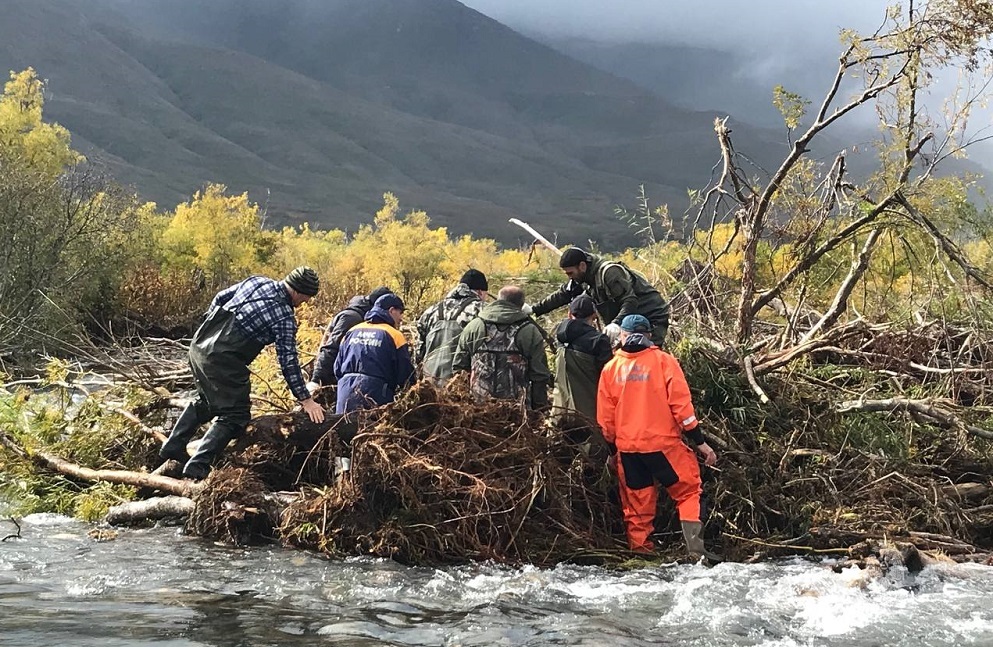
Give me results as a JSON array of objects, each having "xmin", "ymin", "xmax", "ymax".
[{"xmin": 597, "ymin": 314, "xmax": 719, "ymax": 559}]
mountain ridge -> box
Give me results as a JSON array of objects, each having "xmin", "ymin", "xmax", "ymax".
[{"xmin": 0, "ymin": 0, "xmax": 875, "ymax": 247}]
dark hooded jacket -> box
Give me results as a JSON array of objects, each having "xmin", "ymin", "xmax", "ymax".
[
  {"xmin": 333, "ymin": 305, "xmax": 415, "ymax": 413},
  {"xmin": 532, "ymin": 255, "xmax": 670, "ymax": 345},
  {"xmin": 553, "ymin": 318, "xmax": 612, "ymax": 421},
  {"xmin": 312, "ymin": 295, "xmax": 371, "ymax": 385}
]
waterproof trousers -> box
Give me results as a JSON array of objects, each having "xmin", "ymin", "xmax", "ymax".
[
  {"xmin": 616, "ymin": 441, "xmax": 702, "ymax": 552},
  {"xmin": 160, "ymin": 304, "xmax": 264, "ymax": 479}
]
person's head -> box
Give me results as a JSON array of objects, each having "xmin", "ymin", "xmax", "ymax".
[
  {"xmin": 284, "ymin": 266, "xmax": 320, "ymax": 307},
  {"xmin": 497, "ymin": 285, "xmax": 525, "ymax": 309},
  {"xmin": 374, "ymin": 293, "xmax": 405, "ymax": 327},
  {"xmin": 459, "ymin": 269, "xmax": 489, "ymax": 300},
  {"xmin": 568, "ymin": 294, "xmax": 597, "ymax": 324},
  {"xmin": 368, "ymin": 286, "xmax": 392, "ymax": 304},
  {"xmin": 619, "ymin": 314, "xmax": 651, "ymax": 344},
  {"xmin": 559, "ymin": 247, "xmax": 590, "ymax": 283}
]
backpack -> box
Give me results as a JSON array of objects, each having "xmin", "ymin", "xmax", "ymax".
[
  {"xmin": 470, "ymin": 320, "xmax": 530, "ymax": 403},
  {"xmin": 422, "ymin": 298, "xmax": 476, "ymax": 382}
]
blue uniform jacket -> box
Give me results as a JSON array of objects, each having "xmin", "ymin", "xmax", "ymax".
[{"xmin": 333, "ymin": 306, "xmax": 415, "ymax": 413}]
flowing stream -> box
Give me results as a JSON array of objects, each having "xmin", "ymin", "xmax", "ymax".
[{"xmin": 2, "ymin": 514, "xmax": 993, "ymax": 646}]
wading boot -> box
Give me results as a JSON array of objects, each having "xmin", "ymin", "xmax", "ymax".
[
  {"xmin": 159, "ymin": 403, "xmax": 204, "ymax": 464},
  {"xmin": 681, "ymin": 520, "xmax": 723, "ymax": 564},
  {"xmin": 182, "ymin": 420, "xmax": 240, "ymax": 481}
]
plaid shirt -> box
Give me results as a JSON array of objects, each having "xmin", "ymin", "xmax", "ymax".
[{"xmin": 210, "ymin": 276, "xmax": 310, "ymax": 401}]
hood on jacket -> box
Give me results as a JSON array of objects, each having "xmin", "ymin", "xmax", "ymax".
[
  {"xmin": 556, "ymin": 318, "xmax": 598, "ymax": 345},
  {"xmin": 619, "ymin": 332, "xmax": 653, "ymax": 353},
  {"xmin": 364, "ymin": 305, "xmax": 396, "ymax": 326},
  {"xmin": 345, "ymin": 294, "xmax": 371, "ymax": 313},
  {"xmin": 479, "ymin": 299, "xmax": 530, "ymax": 325}
]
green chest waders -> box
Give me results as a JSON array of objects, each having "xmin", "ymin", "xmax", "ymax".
[{"xmin": 162, "ymin": 305, "xmax": 268, "ymax": 479}]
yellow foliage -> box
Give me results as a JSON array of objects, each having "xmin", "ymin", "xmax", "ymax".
[
  {"xmin": 161, "ymin": 184, "xmax": 267, "ymax": 288},
  {"xmin": 0, "ymin": 68, "xmax": 81, "ymax": 175}
]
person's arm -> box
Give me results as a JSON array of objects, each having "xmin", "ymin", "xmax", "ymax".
[
  {"xmin": 395, "ymin": 342, "xmax": 416, "ymax": 391},
  {"xmin": 273, "ymin": 316, "xmax": 324, "ymax": 423},
  {"xmin": 593, "ymin": 333, "xmax": 614, "ymax": 368},
  {"xmin": 210, "ymin": 282, "xmax": 239, "ymax": 310},
  {"xmin": 452, "ymin": 319, "xmax": 480, "ymax": 373},
  {"xmin": 273, "ymin": 317, "xmax": 312, "ymax": 402},
  {"xmin": 520, "ymin": 324, "xmax": 552, "ymax": 408},
  {"xmin": 596, "ymin": 364, "xmax": 618, "ymax": 445},
  {"xmin": 602, "ymin": 265, "xmax": 639, "ymax": 324},
  {"xmin": 311, "ymin": 326, "xmax": 338, "ymax": 386},
  {"xmin": 664, "ymin": 355, "xmax": 716, "ymax": 465},
  {"xmin": 530, "ymin": 281, "xmax": 581, "ymax": 317},
  {"xmin": 415, "ymin": 308, "xmax": 432, "ymax": 364}
]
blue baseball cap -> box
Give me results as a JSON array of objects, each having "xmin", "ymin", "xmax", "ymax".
[{"xmin": 620, "ymin": 314, "xmax": 651, "ymax": 333}]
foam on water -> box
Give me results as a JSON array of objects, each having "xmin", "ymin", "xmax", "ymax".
[{"xmin": 2, "ymin": 524, "xmax": 993, "ymax": 646}]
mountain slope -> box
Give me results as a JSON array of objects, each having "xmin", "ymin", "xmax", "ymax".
[{"xmin": 0, "ymin": 0, "xmax": 789, "ymax": 246}]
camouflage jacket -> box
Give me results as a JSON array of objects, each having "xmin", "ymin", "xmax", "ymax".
[{"xmin": 416, "ymin": 283, "xmax": 484, "ymax": 363}]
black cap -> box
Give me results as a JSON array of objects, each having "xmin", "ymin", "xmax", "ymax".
[
  {"xmin": 375, "ymin": 293, "xmax": 405, "ymax": 311},
  {"xmin": 368, "ymin": 286, "xmax": 392, "ymax": 302},
  {"xmin": 568, "ymin": 294, "xmax": 595, "ymax": 318},
  {"xmin": 559, "ymin": 247, "xmax": 588, "ymax": 268},
  {"xmin": 285, "ymin": 266, "xmax": 320, "ymax": 296},
  {"xmin": 459, "ymin": 269, "xmax": 488, "ymax": 292}
]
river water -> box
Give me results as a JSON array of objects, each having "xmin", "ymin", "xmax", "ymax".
[{"xmin": 2, "ymin": 514, "xmax": 993, "ymax": 646}]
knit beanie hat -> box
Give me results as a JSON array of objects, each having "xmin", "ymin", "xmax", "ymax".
[
  {"xmin": 559, "ymin": 247, "xmax": 588, "ymax": 268},
  {"xmin": 459, "ymin": 269, "xmax": 489, "ymax": 292},
  {"xmin": 285, "ymin": 266, "xmax": 320, "ymax": 296}
]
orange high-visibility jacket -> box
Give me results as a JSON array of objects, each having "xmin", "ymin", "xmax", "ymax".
[{"xmin": 597, "ymin": 346, "xmax": 698, "ymax": 452}]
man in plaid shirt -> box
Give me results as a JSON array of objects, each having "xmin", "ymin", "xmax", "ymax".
[{"xmin": 160, "ymin": 267, "xmax": 325, "ymax": 480}]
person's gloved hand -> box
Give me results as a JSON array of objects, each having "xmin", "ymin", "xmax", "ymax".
[
  {"xmin": 603, "ymin": 323, "xmax": 622, "ymax": 346},
  {"xmin": 306, "ymin": 381, "xmax": 321, "ymax": 395},
  {"xmin": 521, "ymin": 303, "xmax": 534, "ymax": 316}
]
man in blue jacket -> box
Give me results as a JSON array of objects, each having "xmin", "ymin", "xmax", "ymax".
[
  {"xmin": 310, "ymin": 285, "xmax": 393, "ymax": 387},
  {"xmin": 334, "ymin": 293, "xmax": 416, "ymax": 413}
]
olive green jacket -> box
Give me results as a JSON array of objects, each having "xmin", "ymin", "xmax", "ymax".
[{"xmin": 532, "ymin": 255, "xmax": 670, "ymax": 341}]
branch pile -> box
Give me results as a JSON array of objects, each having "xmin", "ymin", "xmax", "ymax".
[{"xmin": 182, "ymin": 378, "xmax": 622, "ymax": 566}]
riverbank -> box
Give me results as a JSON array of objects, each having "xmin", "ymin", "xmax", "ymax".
[{"xmin": 2, "ymin": 339, "xmax": 992, "ymax": 568}]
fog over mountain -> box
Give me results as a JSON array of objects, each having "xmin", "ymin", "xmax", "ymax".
[{"xmin": 461, "ymin": 0, "xmax": 890, "ymax": 128}]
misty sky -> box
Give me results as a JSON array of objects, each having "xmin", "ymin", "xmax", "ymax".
[{"xmin": 460, "ymin": 0, "xmax": 890, "ymax": 53}]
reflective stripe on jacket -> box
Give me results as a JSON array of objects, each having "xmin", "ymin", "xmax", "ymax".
[{"xmin": 596, "ymin": 346, "xmax": 698, "ymax": 452}]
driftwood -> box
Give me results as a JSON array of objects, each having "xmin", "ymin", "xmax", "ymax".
[
  {"xmin": 106, "ymin": 496, "xmax": 195, "ymax": 525},
  {"xmin": 0, "ymin": 428, "xmax": 197, "ymax": 497}
]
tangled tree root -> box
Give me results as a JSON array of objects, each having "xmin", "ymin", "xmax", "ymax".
[{"xmin": 187, "ymin": 379, "xmax": 627, "ymax": 566}]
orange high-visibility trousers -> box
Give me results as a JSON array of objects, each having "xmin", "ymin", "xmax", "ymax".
[{"xmin": 616, "ymin": 442, "xmax": 702, "ymax": 552}]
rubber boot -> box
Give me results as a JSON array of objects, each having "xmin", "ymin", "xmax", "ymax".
[
  {"xmin": 681, "ymin": 520, "xmax": 722, "ymax": 563},
  {"xmin": 160, "ymin": 403, "xmax": 204, "ymax": 463},
  {"xmin": 182, "ymin": 420, "xmax": 241, "ymax": 481}
]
